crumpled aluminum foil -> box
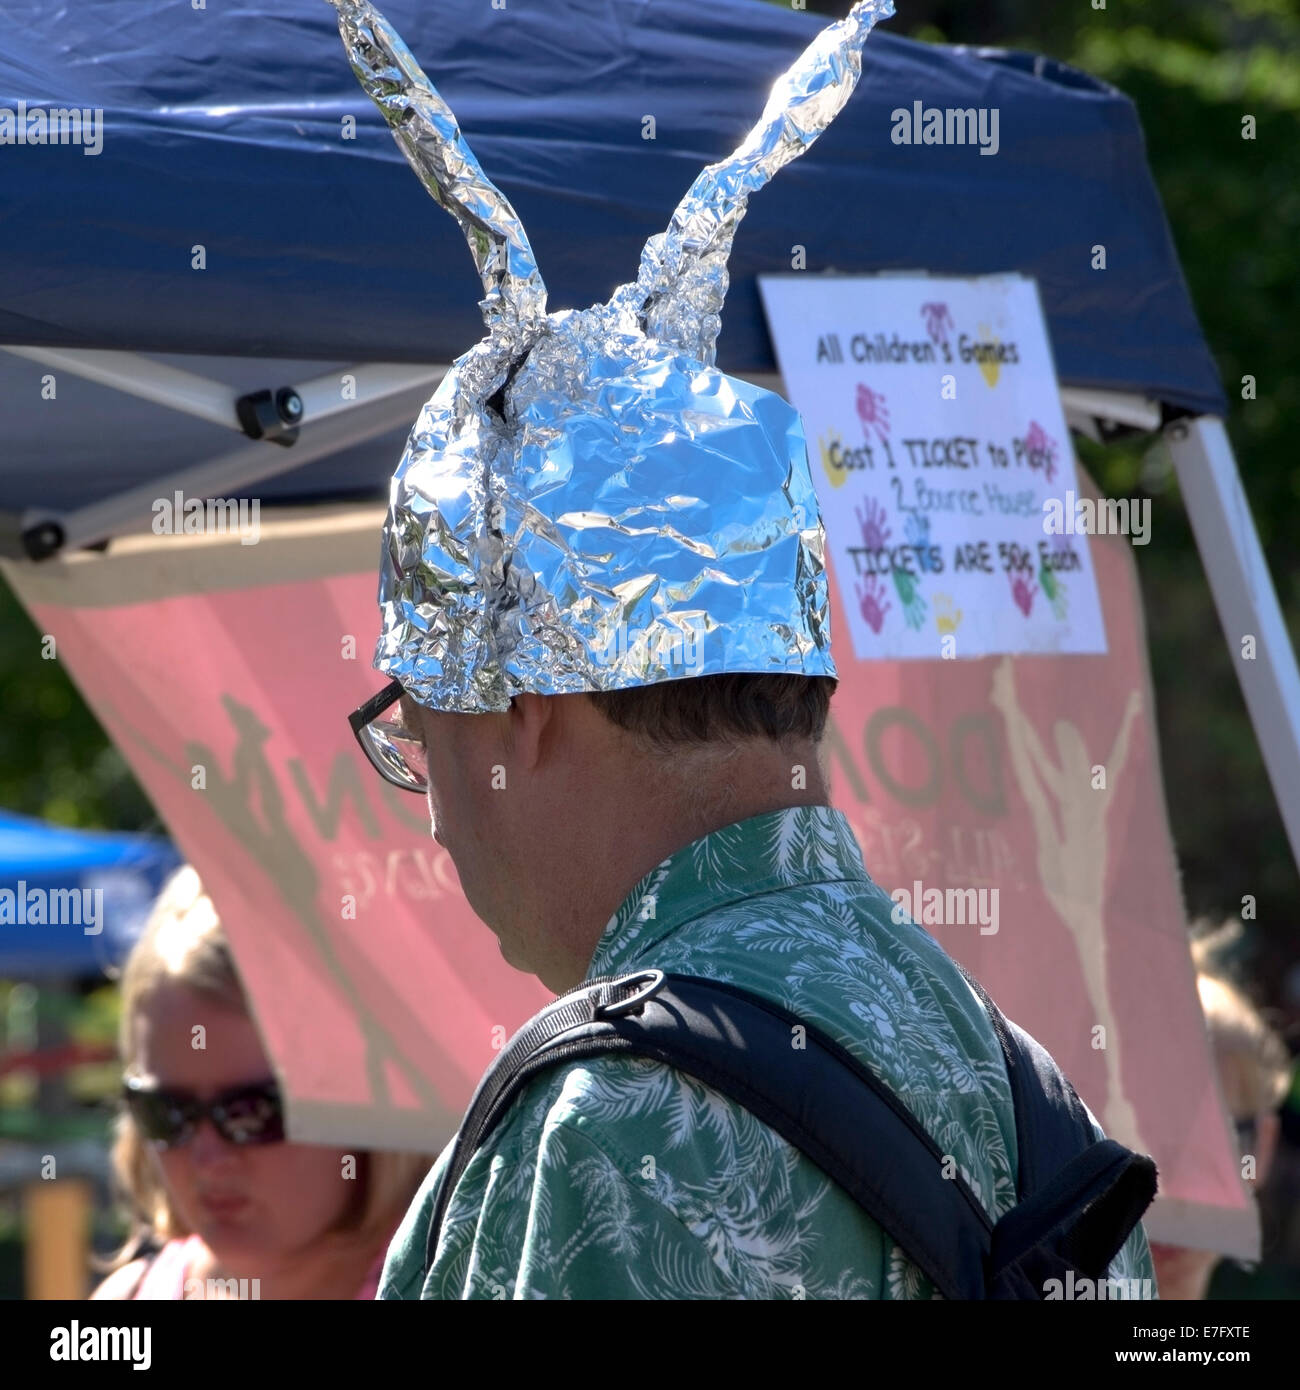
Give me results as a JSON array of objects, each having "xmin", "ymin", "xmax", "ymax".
[{"xmin": 328, "ymin": 0, "xmax": 894, "ymax": 712}]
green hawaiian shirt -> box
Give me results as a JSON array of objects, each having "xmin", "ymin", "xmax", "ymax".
[{"xmin": 379, "ymin": 805, "xmax": 1155, "ymax": 1299}]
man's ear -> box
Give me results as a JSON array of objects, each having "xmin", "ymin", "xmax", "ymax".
[{"xmin": 507, "ymin": 693, "xmax": 559, "ymax": 771}]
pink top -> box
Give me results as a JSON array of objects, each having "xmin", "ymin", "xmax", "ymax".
[
  {"xmin": 131, "ymin": 1234, "xmax": 201, "ymax": 1300},
  {"xmin": 130, "ymin": 1233, "xmax": 386, "ymax": 1300}
]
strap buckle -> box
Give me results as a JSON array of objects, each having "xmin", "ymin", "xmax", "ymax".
[{"xmin": 593, "ymin": 969, "xmax": 666, "ymax": 1020}]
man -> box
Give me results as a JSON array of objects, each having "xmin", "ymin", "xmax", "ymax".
[{"xmin": 334, "ymin": 0, "xmax": 1156, "ymax": 1298}]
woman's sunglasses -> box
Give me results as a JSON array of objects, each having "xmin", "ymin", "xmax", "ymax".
[
  {"xmin": 123, "ymin": 1075, "xmax": 286, "ymax": 1149},
  {"xmin": 347, "ymin": 678, "xmax": 429, "ymax": 794}
]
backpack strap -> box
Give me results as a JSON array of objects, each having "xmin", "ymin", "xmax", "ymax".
[
  {"xmin": 956, "ymin": 966, "xmax": 1096, "ymax": 1190},
  {"xmin": 425, "ymin": 967, "xmax": 1157, "ymax": 1297},
  {"xmin": 425, "ymin": 969, "xmax": 996, "ymax": 1298},
  {"xmin": 955, "ymin": 966, "xmax": 1158, "ymax": 1285}
]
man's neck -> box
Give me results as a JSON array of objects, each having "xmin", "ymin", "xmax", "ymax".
[{"xmin": 537, "ymin": 755, "xmax": 830, "ymax": 991}]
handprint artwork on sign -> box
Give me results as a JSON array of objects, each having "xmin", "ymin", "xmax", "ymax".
[
  {"xmin": 855, "ymin": 382, "xmax": 891, "ymax": 445},
  {"xmin": 933, "ymin": 592, "xmax": 962, "ymax": 635},
  {"xmin": 818, "ymin": 430, "xmax": 848, "ymax": 490},
  {"xmin": 1010, "ymin": 570, "xmax": 1038, "ymax": 617},
  {"xmin": 1023, "ymin": 420, "xmax": 1059, "ymax": 483},
  {"xmin": 760, "ymin": 275, "xmax": 1110, "ymax": 660},
  {"xmin": 1040, "ymin": 538, "xmax": 1071, "ymax": 620},
  {"xmin": 904, "ymin": 511, "xmax": 939, "ymax": 570},
  {"xmin": 891, "ymin": 566, "xmax": 927, "ymax": 630},
  {"xmin": 855, "ymin": 496, "xmax": 891, "ymax": 549},
  {"xmin": 975, "ymin": 320, "xmax": 1003, "ymax": 387},
  {"xmin": 1039, "ymin": 563, "xmax": 1067, "ymax": 620},
  {"xmin": 920, "ymin": 301, "xmax": 954, "ymax": 347},
  {"xmin": 856, "ymin": 575, "xmax": 892, "ymax": 634}
]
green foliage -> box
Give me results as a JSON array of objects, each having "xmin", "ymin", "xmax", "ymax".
[{"xmin": 0, "ymin": 578, "xmax": 157, "ymax": 831}]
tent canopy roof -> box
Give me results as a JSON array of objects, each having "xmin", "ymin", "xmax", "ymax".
[{"xmin": 0, "ymin": 0, "xmax": 1225, "ymax": 520}]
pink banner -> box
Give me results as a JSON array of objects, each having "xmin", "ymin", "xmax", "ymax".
[
  {"xmin": 815, "ymin": 470, "xmax": 1252, "ymax": 1255},
  {"xmin": 5, "ymin": 515, "xmax": 550, "ymax": 1152},
  {"xmin": 2, "ymin": 481, "xmax": 1253, "ymax": 1253}
]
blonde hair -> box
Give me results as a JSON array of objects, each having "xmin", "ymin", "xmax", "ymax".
[
  {"xmin": 1191, "ymin": 919, "xmax": 1292, "ymax": 1119},
  {"xmin": 103, "ymin": 866, "xmax": 430, "ymax": 1271}
]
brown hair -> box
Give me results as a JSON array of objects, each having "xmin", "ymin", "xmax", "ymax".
[
  {"xmin": 101, "ymin": 866, "xmax": 429, "ymax": 1272},
  {"xmin": 588, "ymin": 673, "xmax": 837, "ymax": 748}
]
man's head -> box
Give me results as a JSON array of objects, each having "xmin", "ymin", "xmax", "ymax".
[
  {"xmin": 327, "ymin": 0, "xmax": 904, "ymax": 718},
  {"xmin": 407, "ymin": 673, "xmax": 836, "ymax": 990},
  {"xmin": 334, "ymin": 0, "xmax": 890, "ymax": 983}
]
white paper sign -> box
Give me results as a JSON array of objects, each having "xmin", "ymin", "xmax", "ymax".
[{"xmin": 758, "ymin": 273, "xmax": 1107, "ymax": 660}]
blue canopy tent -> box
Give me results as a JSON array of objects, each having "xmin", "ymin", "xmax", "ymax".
[
  {"xmin": 0, "ymin": 1, "xmax": 1294, "ymax": 853},
  {"xmin": 0, "ymin": 811, "xmax": 181, "ymax": 978}
]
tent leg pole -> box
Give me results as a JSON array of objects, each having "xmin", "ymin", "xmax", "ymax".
[
  {"xmin": 1164, "ymin": 414, "xmax": 1300, "ymax": 872},
  {"xmin": 24, "ymin": 1178, "xmax": 91, "ymax": 1299}
]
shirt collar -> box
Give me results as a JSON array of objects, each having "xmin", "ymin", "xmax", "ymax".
[{"xmin": 585, "ymin": 804, "xmax": 870, "ymax": 980}]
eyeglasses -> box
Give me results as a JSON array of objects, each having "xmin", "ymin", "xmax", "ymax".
[
  {"xmin": 123, "ymin": 1075, "xmax": 286, "ymax": 1149},
  {"xmin": 347, "ymin": 678, "xmax": 429, "ymax": 795}
]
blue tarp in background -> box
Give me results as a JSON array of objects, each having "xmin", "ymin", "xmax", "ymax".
[
  {"xmin": 0, "ymin": 811, "xmax": 180, "ymax": 979},
  {"xmin": 0, "ymin": 0, "xmax": 1226, "ymax": 503}
]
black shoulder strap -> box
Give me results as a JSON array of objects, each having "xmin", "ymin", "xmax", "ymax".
[
  {"xmin": 425, "ymin": 969, "xmax": 996, "ymax": 1298},
  {"xmin": 955, "ymin": 965, "xmax": 1096, "ymax": 1189},
  {"xmin": 954, "ymin": 966, "xmax": 1158, "ymax": 1284},
  {"xmin": 425, "ymin": 968, "xmax": 1157, "ymax": 1296}
]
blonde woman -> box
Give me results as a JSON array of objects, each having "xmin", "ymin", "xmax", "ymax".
[
  {"xmin": 1149, "ymin": 921, "xmax": 1293, "ymax": 1300},
  {"xmin": 91, "ymin": 867, "xmax": 430, "ymax": 1300}
]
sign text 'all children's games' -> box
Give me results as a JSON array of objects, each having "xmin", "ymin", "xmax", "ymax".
[{"xmin": 758, "ymin": 273, "xmax": 1108, "ymax": 661}]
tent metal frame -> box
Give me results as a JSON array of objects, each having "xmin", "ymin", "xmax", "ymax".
[
  {"xmin": 4, "ymin": 346, "xmax": 442, "ymax": 436},
  {"xmin": 0, "ymin": 346, "xmax": 444, "ymax": 558}
]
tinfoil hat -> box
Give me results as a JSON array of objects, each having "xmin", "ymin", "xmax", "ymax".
[{"xmin": 329, "ymin": 0, "xmax": 893, "ymax": 712}]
